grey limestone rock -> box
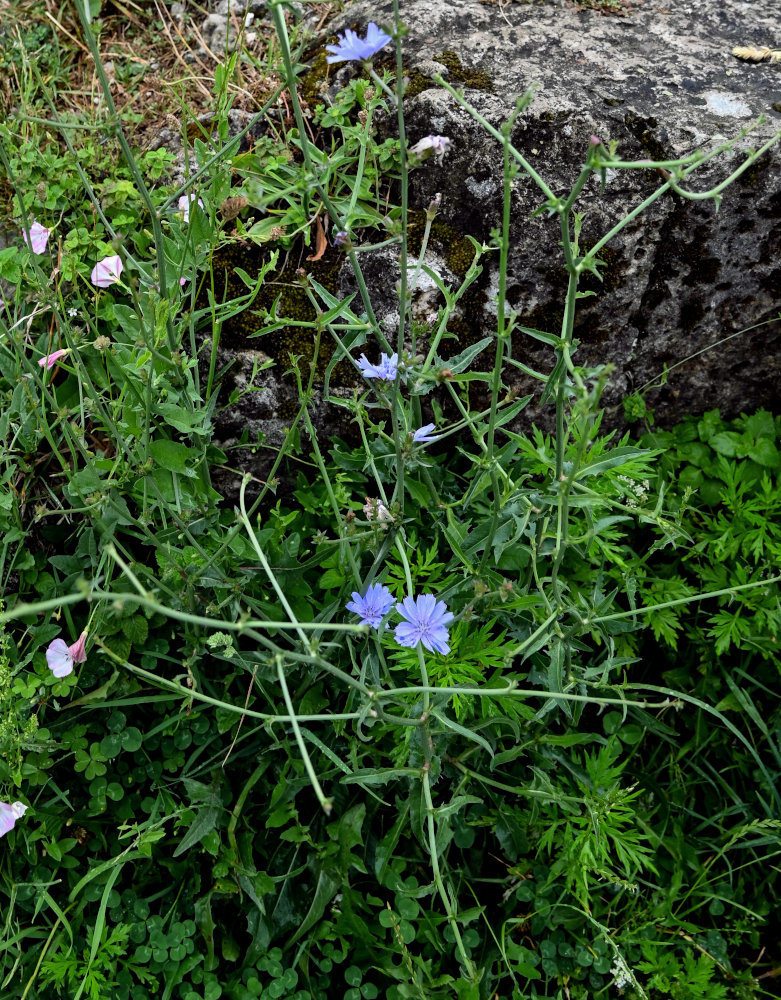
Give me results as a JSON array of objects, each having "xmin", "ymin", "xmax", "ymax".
[
  {"xmin": 205, "ymin": 0, "xmax": 781, "ymax": 496},
  {"xmin": 318, "ymin": 0, "xmax": 781, "ymax": 430}
]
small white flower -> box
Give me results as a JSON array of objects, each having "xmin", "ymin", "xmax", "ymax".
[{"xmin": 610, "ymin": 957, "xmax": 632, "ymax": 991}]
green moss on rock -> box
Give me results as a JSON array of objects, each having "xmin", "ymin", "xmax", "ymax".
[
  {"xmin": 404, "ymin": 209, "xmax": 478, "ymax": 279},
  {"xmin": 185, "ymin": 118, "xmax": 220, "ymax": 146},
  {"xmin": 624, "ymin": 113, "xmax": 670, "ymax": 186},
  {"xmin": 377, "ymin": 48, "xmax": 494, "ymax": 99},
  {"xmin": 579, "ymin": 241, "xmax": 626, "ymax": 296},
  {"xmin": 436, "ymin": 50, "xmax": 494, "ymax": 92},
  {"xmin": 737, "ymin": 150, "xmax": 772, "ymax": 188},
  {"xmin": 198, "ymin": 238, "xmax": 347, "ymax": 388}
]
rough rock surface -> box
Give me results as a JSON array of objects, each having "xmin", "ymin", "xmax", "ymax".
[
  {"xmin": 203, "ymin": 0, "xmax": 781, "ymax": 494},
  {"xmin": 318, "ymin": 0, "xmax": 781, "ymax": 430}
]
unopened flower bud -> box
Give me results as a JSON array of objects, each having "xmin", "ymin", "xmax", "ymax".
[{"xmin": 426, "ymin": 192, "xmax": 442, "ymax": 220}]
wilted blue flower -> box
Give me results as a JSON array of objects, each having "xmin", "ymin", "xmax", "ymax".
[
  {"xmin": 413, "ymin": 423, "xmax": 440, "ymax": 444},
  {"xmin": 409, "ymin": 135, "xmax": 451, "ymax": 165},
  {"xmin": 357, "ymin": 352, "xmax": 398, "ymax": 381},
  {"xmin": 333, "ymin": 230, "xmax": 352, "ymax": 249},
  {"xmin": 346, "ymin": 582, "xmax": 396, "ymax": 628},
  {"xmin": 325, "ymin": 22, "xmax": 392, "ymax": 64},
  {"xmin": 395, "ymin": 594, "xmax": 454, "ymax": 655},
  {"xmin": 363, "ymin": 497, "xmax": 393, "ymax": 522}
]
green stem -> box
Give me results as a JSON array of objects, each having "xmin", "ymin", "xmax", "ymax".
[
  {"xmin": 102, "ymin": 644, "xmax": 366, "ymax": 722},
  {"xmin": 593, "ymin": 574, "xmax": 781, "ymax": 624},
  {"xmin": 421, "ymin": 765, "xmax": 476, "ymax": 980},
  {"xmin": 237, "ymin": 477, "xmax": 310, "ymax": 649},
  {"xmin": 74, "ymin": 5, "xmax": 177, "ymax": 355},
  {"xmin": 374, "ymin": 683, "xmax": 677, "ymax": 708},
  {"xmin": 275, "ymin": 655, "xmax": 332, "ymax": 813},
  {"xmin": 478, "ymin": 113, "xmax": 516, "ymax": 576},
  {"xmin": 415, "ymin": 643, "xmax": 476, "ymax": 980}
]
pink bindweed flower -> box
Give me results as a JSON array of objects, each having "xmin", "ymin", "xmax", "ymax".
[
  {"xmin": 178, "ymin": 195, "xmax": 204, "ymax": 223},
  {"xmin": 91, "ymin": 255, "xmax": 123, "ymax": 288},
  {"xmin": 23, "ymin": 220, "xmax": 50, "ymax": 255},
  {"xmin": 37, "ymin": 348, "xmax": 71, "ymax": 370},
  {"xmin": 46, "ymin": 630, "xmax": 88, "ymax": 679},
  {"xmin": 0, "ymin": 801, "xmax": 28, "ymax": 838}
]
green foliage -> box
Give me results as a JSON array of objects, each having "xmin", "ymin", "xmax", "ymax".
[
  {"xmin": 536, "ymin": 740, "xmax": 656, "ymax": 906},
  {"xmin": 0, "ymin": 8, "xmax": 779, "ymax": 1000},
  {"xmin": 638, "ymin": 409, "xmax": 781, "ymax": 661},
  {"xmin": 636, "ymin": 949, "xmax": 730, "ymax": 1000}
]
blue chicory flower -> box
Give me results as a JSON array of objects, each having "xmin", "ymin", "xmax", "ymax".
[
  {"xmin": 413, "ymin": 423, "xmax": 440, "ymax": 444},
  {"xmin": 357, "ymin": 352, "xmax": 399, "ymax": 381},
  {"xmin": 325, "ymin": 22, "xmax": 392, "ymax": 64},
  {"xmin": 346, "ymin": 582, "xmax": 396, "ymax": 628},
  {"xmin": 394, "ymin": 594, "xmax": 454, "ymax": 655}
]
